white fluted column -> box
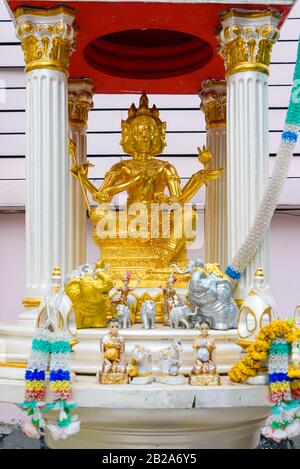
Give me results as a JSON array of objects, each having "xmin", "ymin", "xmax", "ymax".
[
  {"xmin": 68, "ymin": 78, "xmax": 94, "ymax": 268},
  {"xmin": 217, "ymin": 9, "xmax": 280, "ymax": 303},
  {"xmin": 199, "ymin": 80, "xmax": 227, "ymax": 270},
  {"xmin": 13, "ymin": 6, "xmax": 77, "ymax": 319}
]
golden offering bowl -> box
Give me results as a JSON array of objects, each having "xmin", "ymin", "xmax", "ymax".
[{"xmin": 104, "ymin": 348, "xmax": 119, "ymax": 361}]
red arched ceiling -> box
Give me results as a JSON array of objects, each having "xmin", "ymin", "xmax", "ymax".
[{"xmin": 8, "ymin": 1, "xmax": 292, "ymax": 94}]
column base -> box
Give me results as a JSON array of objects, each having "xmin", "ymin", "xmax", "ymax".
[{"xmin": 17, "ymin": 298, "xmax": 41, "ymax": 325}]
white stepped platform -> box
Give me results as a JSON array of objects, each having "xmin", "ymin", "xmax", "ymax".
[
  {"xmin": 0, "ymin": 322, "xmax": 241, "ymax": 378},
  {"xmin": 0, "ymin": 375, "xmax": 270, "ymax": 449}
]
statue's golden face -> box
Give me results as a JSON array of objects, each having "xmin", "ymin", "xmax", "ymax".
[
  {"xmin": 132, "ymin": 118, "xmax": 156, "ymax": 154},
  {"xmin": 121, "ymin": 115, "xmax": 166, "ymax": 157}
]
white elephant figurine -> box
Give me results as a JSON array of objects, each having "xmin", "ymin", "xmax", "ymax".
[
  {"xmin": 116, "ymin": 304, "xmax": 131, "ymax": 329},
  {"xmin": 140, "ymin": 300, "xmax": 156, "ymax": 329},
  {"xmin": 156, "ymin": 339, "xmax": 187, "ymax": 384},
  {"xmin": 128, "ymin": 344, "xmax": 154, "ymax": 384},
  {"xmin": 170, "ymin": 305, "xmax": 197, "ymax": 329}
]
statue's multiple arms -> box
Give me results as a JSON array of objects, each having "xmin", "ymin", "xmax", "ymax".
[
  {"xmin": 71, "ymin": 162, "xmax": 99, "ymax": 199},
  {"xmin": 180, "ymin": 168, "xmax": 223, "ymax": 204}
]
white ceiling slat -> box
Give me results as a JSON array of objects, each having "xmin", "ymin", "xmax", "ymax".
[
  {"xmin": 272, "ymin": 40, "xmax": 298, "ymax": 62},
  {"xmin": 269, "ymin": 63, "xmax": 294, "ymax": 84},
  {"xmin": 1, "ymin": 130, "xmax": 300, "ymax": 156},
  {"xmin": 89, "ymin": 109, "xmax": 205, "ymax": 132},
  {"xmin": 288, "ymin": 0, "xmax": 300, "ymax": 18},
  {"xmin": 280, "ymin": 18, "xmax": 300, "ymax": 40},
  {"xmin": 0, "ymin": 133, "xmax": 25, "ymax": 155},
  {"xmin": 268, "ymin": 85, "xmax": 291, "ymax": 107},
  {"xmin": 0, "ymin": 87, "xmax": 294, "ymax": 112},
  {"xmin": 0, "ymin": 2, "xmax": 11, "ymax": 21},
  {"xmin": 0, "ymin": 68, "xmax": 25, "ymax": 88},
  {"xmin": 93, "ymin": 94, "xmax": 200, "ymax": 108},
  {"xmin": 0, "ymin": 111, "xmax": 25, "ymax": 132},
  {"xmin": 0, "ymin": 179, "xmax": 25, "ymax": 207},
  {"xmin": 0, "ymin": 157, "xmax": 25, "ymax": 179},
  {"xmin": 0, "ymin": 108, "xmax": 290, "ymax": 133},
  {"xmin": 0, "ymin": 21, "xmax": 17, "ymax": 43},
  {"xmin": 0, "ymin": 45, "xmax": 24, "ymax": 67},
  {"xmin": 0, "ymin": 109, "xmax": 205, "ymax": 132}
]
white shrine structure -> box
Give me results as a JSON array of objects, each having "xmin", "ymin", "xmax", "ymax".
[{"xmin": 0, "ymin": 0, "xmax": 297, "ymax": 449}]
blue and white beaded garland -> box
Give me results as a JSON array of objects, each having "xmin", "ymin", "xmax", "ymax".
[{"xmin": 225, "ymin": 37, "xmax": 300, "ymax": 284}]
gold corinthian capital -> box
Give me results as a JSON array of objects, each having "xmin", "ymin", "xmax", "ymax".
[
  {"xmin": 68, "ymin": 78, "xmax": 94, "ymax": 128},
  {"xmin": 217, "ymin": 8, "xmax": 281, "ymax": 76},
  {"xmin": 14, "ymin": 5, "xmax": 78, "ymax": 75},
  {"xmin": 199, "ymin": 79, "xmax": 226, "ymax": 129}
]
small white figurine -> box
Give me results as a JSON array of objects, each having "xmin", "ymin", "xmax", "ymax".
[
  {"xmin": 156, "ymin": 339, "xmax": 187, "ymax": 385},
  {"xmin": 128, "ymin": 345, "xmax": 154, "ymax": 384},
  {"xmin": 169, "ymin": 304, "xmax": 197, "ymax": 329},
  {"xmin": 116, "ymin": 304, "xmax": 131, "ymax": 329},
  {"xmin": 140, "ymin": 300, "xmax": 156, "ymax": 329}
]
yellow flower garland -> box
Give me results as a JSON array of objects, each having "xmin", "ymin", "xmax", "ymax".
[{"xmin": 229, "ymin": 320, "xmax": 300, "ymax": 383}]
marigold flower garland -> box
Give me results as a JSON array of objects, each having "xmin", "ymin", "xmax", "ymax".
[
  {"xmin": 229, "ymin": 320, "xmax": 300, "ymax": 442},
  {"xmin": 228, "ymin": 320, "xmax": 296, "ymax": 383}
]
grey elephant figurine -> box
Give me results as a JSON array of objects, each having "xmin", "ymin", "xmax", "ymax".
[
  {"xmin": 116, "ymin": 304, "xmax": 131, "ymax": 328},
  {"xmin": 171, "ymin": 258, "xmax": 204, "ymax": 274},
  {"xmin": 188, "ymin": 268, "xmax": 238, "ymax": 330},
  {"xmin": 140, "ymin": 300, "xmax": 156, "ymax": 329},
  {"xmin": 169, "ymin": 304, "xmax": 197, "ymax": 329}
]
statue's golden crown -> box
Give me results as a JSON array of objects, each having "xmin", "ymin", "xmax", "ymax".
[{"xmin": 125, "ymin": 93, "xmax": 163, "ymax": 126}]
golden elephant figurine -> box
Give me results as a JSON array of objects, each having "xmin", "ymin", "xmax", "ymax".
[{"xmin": 65, "ymin": 270, "xmax": 113, "ymax": 329}]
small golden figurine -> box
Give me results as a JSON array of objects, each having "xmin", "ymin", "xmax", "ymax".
[
  {"xmin": 65, "ymin": 261, "xmax": 113, "ymax": 329},
  {"xmin": 161, "ymin": 273, "xmax": 182, "ymax": 326},
  {"xmin": 110, "ymin": 271, "xmax": 138, "ymax": 323},
  {"xmin": 189, "ymin": 320, "xmax": 221, "ymax": 386},
  {"xmin": 99, "ymin": 318, "xmax": 129, "ymax": 384}
]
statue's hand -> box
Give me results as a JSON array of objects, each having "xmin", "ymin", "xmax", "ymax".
[
  {"xmin": 154, "ymin": 192, "xmax": 169, "ymax": 203},
  {"xmin": 168, "ymin": 195, "xmax": 181, "ymax": 205},
  {"xmin": 196, "ymin": 168, "xmax": 223, "ymax": 182},
  {"xmin": 94, "ymin": 191, "xmax": 110, "ymax": 203},
  {"xmin": 71, "ymin": 162, "xmax": 89, "ymax": 178}
]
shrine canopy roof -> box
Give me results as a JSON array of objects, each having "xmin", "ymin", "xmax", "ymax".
[{"xmin": 7, "ymin": 0, "xmax": 294, "ymax": 94}]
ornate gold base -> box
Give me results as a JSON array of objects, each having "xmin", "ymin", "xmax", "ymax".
[
  {"xmin": 106, "ymin": 265, "xmax": 190, "ymax": 290},
  {"xmin": 99, "ymin": 372, "xmax": 129, "ymax": 385},
  {"xmin": 189, "ymin": 373, "xmax": 221, "ymax": 386}
]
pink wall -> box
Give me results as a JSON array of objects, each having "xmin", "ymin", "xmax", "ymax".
[
  {"xmin": 269, "ymin": 212, "xmax": 300, "ymax": 315},
  {"xmin": 0, "ymin": 212, "xmax": 25, "ymax": 322},
  {"xmin": 0, "ymin": 211, "xmax": 299, "ymax": 322}
]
